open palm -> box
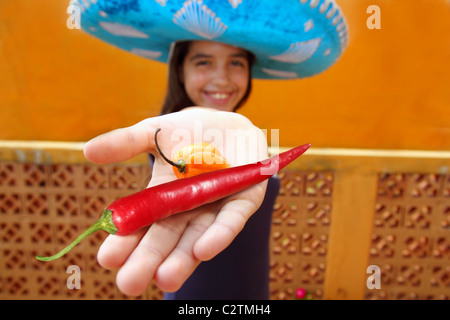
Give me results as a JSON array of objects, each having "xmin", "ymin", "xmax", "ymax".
[{"xmin": 83, "ymin": 107, "xmax": 268, "ymax": 296}]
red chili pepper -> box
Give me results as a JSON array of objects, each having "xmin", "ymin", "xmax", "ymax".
[
  {"xmin": 155, "ymin": 128, "xmax": 230, "ymax": 179},
  {"xmin": 36, "ymin": 130, "xmax": 310, "ymax": 261}
]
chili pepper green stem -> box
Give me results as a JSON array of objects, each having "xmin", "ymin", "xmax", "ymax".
[
  {"xmin": 154, "ymin": 128, "xmax": 187, "ymax": 173},
  {"xmin": 35, "ymin": 209, "xmax": 118, "ymax": 262}
]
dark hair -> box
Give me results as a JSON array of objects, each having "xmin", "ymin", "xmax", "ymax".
[{"xmin": 160, "ymin": 41, "xmax": 256, "ymax": 115}]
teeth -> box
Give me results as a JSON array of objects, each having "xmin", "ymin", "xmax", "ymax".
[{"xmin": 210, "ymin": 93, "xmax": 229, "ymax": 100}]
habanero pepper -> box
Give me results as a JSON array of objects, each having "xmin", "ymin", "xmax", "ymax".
[
  {"xmin": 154, "ymin": 128, "xmax": 230, "ymax": 179},
  {"xmin": 36, "ymin": 130, "xmax": 310, "ymax": 261}
]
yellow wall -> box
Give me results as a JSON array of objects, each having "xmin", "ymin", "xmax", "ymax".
[{"xmin": 1, "ymin": 0, "xmax": 449, "ymax": 151}]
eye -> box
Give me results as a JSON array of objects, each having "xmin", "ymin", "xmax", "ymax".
[
  {"xmin": 195, "ymin": 59, "xmax": 211, "ymax": 66},
  {"xmin": 230, "ymin": 59, "xmax": 247, "ymax": 68}
]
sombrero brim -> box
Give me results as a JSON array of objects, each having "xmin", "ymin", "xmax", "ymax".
[{"xmin": 75, "ymin": 0, "xmax": 349, "ymax": 79}]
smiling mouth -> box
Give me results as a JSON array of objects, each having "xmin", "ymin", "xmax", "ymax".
[{"xmin": 204, "ymin": 91, "xmax": 233, "ymax": 101}]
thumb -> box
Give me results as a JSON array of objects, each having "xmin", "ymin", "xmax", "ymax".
[{"xmin": 83, "ymin": 118, "xmax": 159, "ymax": 164}]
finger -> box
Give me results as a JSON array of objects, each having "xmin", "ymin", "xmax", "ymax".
[
  {"xmin": 83, "ymin": 118, "xmax": 160, "ymax": 164},
  {"xmin": 154, "ymin": 207, "xmax": 217, "ymax": 292},
  {"xmin": 115, "ymin": 213, "xmax": 190, "ymax": 296},
  {"xmin": 194, "ymin": 183, "xmax": 267, "ymax": 261},
  {"xmin": 97, "ymin": 229, "xmax": 147, "ymax": 269}
]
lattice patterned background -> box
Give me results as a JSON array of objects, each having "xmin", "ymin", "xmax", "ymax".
[
  {"xmin": 0, "ymin": 159, "xmax": 335, "ymax": 300},
  {"xmin": 269, "ymin": 170, "xmax": 333, "ymax": 300},
  {"xmin": 0, "ymin": 161, "xmax": 160, "ymax": 299},
  {"xmin": 0, "ymin": 159, "xmax": 448, "ymax": 299},
  {"xmin": 365, "ymin": 173, "xmax": 449, "ymax": 300}
]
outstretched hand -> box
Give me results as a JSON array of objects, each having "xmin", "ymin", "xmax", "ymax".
[{"xmin": 83, "ymin": 107, "xmax": 268, "ymax": 296}]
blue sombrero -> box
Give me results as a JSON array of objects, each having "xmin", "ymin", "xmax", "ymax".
[{"xmin": 74, "ymin": 0, "xmax": 349, "ymax": 79}]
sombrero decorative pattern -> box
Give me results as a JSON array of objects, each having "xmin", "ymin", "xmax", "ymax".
[{"xmin": 74, "ymin": 0, "xmax": 349, "ymax": 79}]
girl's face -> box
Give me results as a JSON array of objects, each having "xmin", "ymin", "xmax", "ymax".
[{"xmin": 181, "ymin": 41, "xmax": 250, "ymax": 112}]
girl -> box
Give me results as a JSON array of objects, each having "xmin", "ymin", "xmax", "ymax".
[
  {"xmin": 87, "ymin": 40, "xmax": 278, "ymax": 299},
  {"xmin": 78, "ymin": 0, "xmax": 348, "ymax": 299}
]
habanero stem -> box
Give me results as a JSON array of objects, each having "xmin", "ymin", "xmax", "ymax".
[{"xmin": 154, "ymin": 128, "xmax": 187, "ymax": 174}]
